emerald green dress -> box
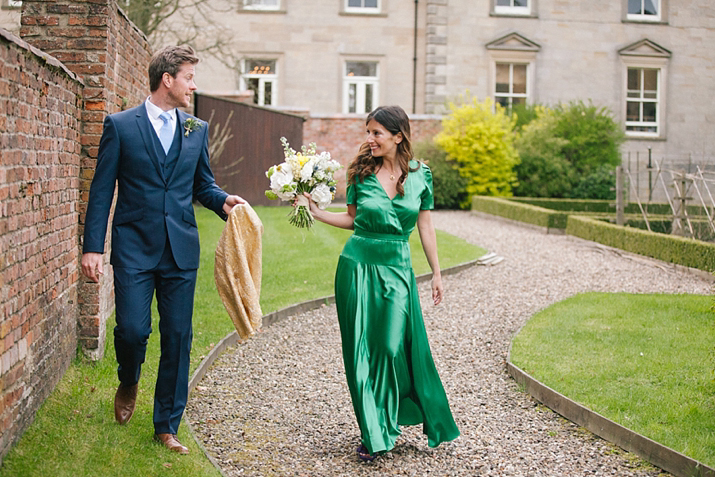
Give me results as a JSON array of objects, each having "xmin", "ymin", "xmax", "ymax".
[{"xmin": 335, "ymin": 161, "xmax": 460, "ymax": 455}]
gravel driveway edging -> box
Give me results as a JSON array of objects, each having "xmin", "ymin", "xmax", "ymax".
[
  {"xmin": 185, "ymin": 257, "xmax": 480, "ymax": 472},
  {"xmin": 507, "ymin": 361, "xmax": 715, "ymax": 477}
]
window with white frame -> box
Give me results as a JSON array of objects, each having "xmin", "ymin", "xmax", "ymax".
[
  {"xmin": 495, "ymin": 63, "xmax": 528, "ymax": 112},
  {"xmin": 627, "ymin": 0, "xmax": 660, "ymax": 21},
  {"xmin": 345, "ymin": 0, "xmax": 380, "ymax": 14},
  {"xmin": 242, "ymin": 0, "xmax": 279, "ymax": 10},
  {"xmin": 343, "ymin": 61, "xmax": 379, "ymax": 114},
  {"xmin": 625, "ymin": 67, "xmax": 659, "ymax": 134},
  {"xmin": 619, "ymin": 39, "xmax": 670, "ymax": 138},
  {"xmin": 486, "ymin": 33, "xmax": 539, "ymax": 112},
  {"xmin": 494, "ymin": 0, "xmax": 530, "ymax": 15},
  {"xmin": 241, "ymin": 59, "xmax": 277, "ymax": 106}
]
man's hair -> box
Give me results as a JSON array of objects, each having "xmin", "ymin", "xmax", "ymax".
[{"xmin": 148, "ymin": 45, "xmax": 199, "ymax": 92}]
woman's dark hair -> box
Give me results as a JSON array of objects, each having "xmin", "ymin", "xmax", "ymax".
[
  {"xmin": 148, "ymin": 45, "xmax": 199, "ymax": 92},
  {"xmin": 347, "ymin": 105, "xmax": 419, "ymax": 197}
]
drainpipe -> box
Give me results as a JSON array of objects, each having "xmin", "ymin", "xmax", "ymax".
[{"xmin": 413, "ymin": 0, "xmax": 418, "ymax": 114}]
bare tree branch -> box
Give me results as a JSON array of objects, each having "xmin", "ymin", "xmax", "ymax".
[
  {"xmin": 207, "ymin": 109, "xmax": 243, "ymax": 180},
  {"xmin": 124, "ymin": 0, "xmax": 241, "ymax": 70}
]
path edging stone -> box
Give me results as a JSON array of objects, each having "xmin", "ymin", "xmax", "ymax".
[{"xmin": 507, "ymin": 361, "xmax": 715, "ymax": 477}]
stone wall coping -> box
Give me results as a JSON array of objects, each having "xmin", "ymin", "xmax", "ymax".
[{"xmin": 0, "ymin": 27, "xmax": 83, "ymax": 86}]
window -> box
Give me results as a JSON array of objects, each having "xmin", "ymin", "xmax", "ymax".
[
  {"xmin": 627, "ymin": 0, "xmax": 660, "ymax": 21},
  {"xmin": 345, "ymin": 0, "xmax": 380, "ymax": 14},
  {"xmin": 242, "ymin": 0, "xmax": 279, "ymax": 10},
  {"xmin": 6, "ymin": 0, "xmax": 22, "ymax": 7},
  {"xmin": 495, "ymin": 63, "xmax": 528, "ymax": 112},
  {"xmin": 486, "ymin": 32, "xmax": 539, "ymax": 112},
  {"xmin": 625, "ymin": 68, "xmax": 659, "ymax": 134},
  {"xmin": 241, "ymin": 59, "xmax": 277, "ymax": 106},
  {"xmin": 494, "ymin": 0, "xmax": 530, "ymax": 15},
  {"xmin": 343, "ymin": 61, "xmax": 379, "ymax": 114},
  {"xmin": 619, "ymin": 39, "xmax": 670, "ymax": 138}
]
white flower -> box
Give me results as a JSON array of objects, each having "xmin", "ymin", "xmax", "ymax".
[
  {"xmin": 270, "ymin": 164, "xmax": 297, "ymax": 200},
  {"xmin": 264, "ymin": 138, "xmax": 341, "ymax": 228},
  {"xmin": 324, "ymin": 158, "xmax": 341, "ymax": 173},
  {"xmin": 311, "ymin": 183, "xmax": 333, "ymax": 209},
  {"xmin": 300, "ymin": 158, "xmax": 317, "ymax": 182}
]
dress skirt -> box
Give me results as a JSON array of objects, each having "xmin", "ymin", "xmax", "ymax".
[{"xmin": 334, "ymin": 230, "xmax": 460, "ymax": 455}]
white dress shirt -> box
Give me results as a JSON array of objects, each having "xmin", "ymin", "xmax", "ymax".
[{"xmin": 145, "ymin": 97, "xmax": 177, "ymax": 139}]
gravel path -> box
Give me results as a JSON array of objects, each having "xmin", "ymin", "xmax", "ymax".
[{"xmin": 187, "ymin": 211, "xmax": 712, "ymax": 476}]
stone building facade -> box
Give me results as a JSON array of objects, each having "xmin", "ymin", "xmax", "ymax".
[
  {"xmin": 154, "ymin": 0, "xmax": 713, "ymax": 163},
  {"xmin": 3, "ymin": 0, "xmax": 713, "ymax": 160}
]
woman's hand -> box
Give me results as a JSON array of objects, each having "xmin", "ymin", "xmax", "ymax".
[
  {"xmin": 431, "ymin": 273, "xmax": 443, "ymax": 305},
  {"xmin": 302, "ymin": 192, "xmax": 321, "ymax": 214},
  {"xmin": 296, "ymin": 193, "xmax": 355, "ymax": 230}
]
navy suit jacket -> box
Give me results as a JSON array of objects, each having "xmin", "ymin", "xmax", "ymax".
[{"xmin": 83, "ymin": 104, "xmax": 228, "ymax": 270}]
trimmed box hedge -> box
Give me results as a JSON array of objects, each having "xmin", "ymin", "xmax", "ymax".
[
  {"xmin": 509, "ymin": 197, "xmax": 705, "ymax": 216},
  {"xmin": 472, "ymin": 196, "xmax": 569, "ymax": 230},
  {"xmin": 566, "ymin": 215, "xmax": 715, "ymax": 272}
]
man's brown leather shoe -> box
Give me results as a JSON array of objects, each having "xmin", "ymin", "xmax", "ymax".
[
  {"xmin": 154, "ymin": 433, "xmax": 190, "ymax": 454},
  {"xmin": 114, "ymin": 383, "xmax": 138, "ymax": 425}
]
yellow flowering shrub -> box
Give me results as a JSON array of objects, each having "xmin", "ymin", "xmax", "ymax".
[{"xmin": 435, "ymin": 96, "xmax": 519, "ymax": 202}]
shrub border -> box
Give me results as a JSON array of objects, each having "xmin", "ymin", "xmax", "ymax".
[
  {"xmin": 472, "ymin": 196, "xmax": 715, "ymax": 273},
  {"xmin": 471, "ymin": 196, "xmax": 568, "ymax": 232},
  {"xmin": 566, "ymin": 215, "xmax": 715, "ymax": 273}
]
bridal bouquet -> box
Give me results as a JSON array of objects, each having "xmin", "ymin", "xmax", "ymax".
[{"xmin": 265, "ymin": 137, "xmax": 341, "ymax": 228}]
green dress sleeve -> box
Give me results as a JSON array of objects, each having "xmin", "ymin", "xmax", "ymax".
[
  {"xmin": 346, "ymin": 181, "xmax": 357, "ymax": 205},
  {"xmin": 420, "ymin": 164, "xmax": 434, "ymax": 211}
]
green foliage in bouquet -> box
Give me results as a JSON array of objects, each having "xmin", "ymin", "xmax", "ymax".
[
  {"xmin": 435, "ymin": 95, "xmax": 519, "ymax": 203},
  {"xmin": 513, "ymin": 101, "xmax": 624, "ymax": 199},
  {"xmin": 413, "ymin": 140, "xmax": 468, "ymax": 210}
]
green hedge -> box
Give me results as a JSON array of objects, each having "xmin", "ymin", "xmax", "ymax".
[
  {"xmin": 472, "ymin": 196, "xmax": 569, "ymax": 229},
  {"xmin": 508, "ymin": 197, "xmax": 707, "ymax": 217},
  {"xmin": 566, "ymin": 215, "xmax": 715, "ymax": 272},
  {"xmin": 592, "ymin": 216, "xmax": 715, "ymax": 242},
  {"xmin": 509, "ymin": 197, "xmax": 614, "ymax": 213}
]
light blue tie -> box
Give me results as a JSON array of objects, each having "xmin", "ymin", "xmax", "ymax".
[{"xmin": 158, "ymin": 111, "xmax": 173, "ymax": 154}]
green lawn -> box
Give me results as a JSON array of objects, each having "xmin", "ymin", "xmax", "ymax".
[
  {"xmin": 0, "ymin": 205, "xmax": 484, "ymax": 477},
  {"xmin": 511, "ymin": 292, "xmax": 715, "ymax": 468}
]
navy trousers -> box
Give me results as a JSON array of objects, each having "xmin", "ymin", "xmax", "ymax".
[{"xmin": 113, "ymin": 241, "xmax": 196, "ymax": 435}]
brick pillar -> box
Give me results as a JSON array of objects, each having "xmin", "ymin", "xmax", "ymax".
[
  {"xmin": 20, "ymin": 0, "xmax": 151, "ymax": 359},
  {"xmin": 425, "ymin": 0, "xmax": 448, "ymax": 114}
]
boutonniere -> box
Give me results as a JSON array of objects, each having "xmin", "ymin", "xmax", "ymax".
[{"xmin": 183, "ymin": 118, "xmax": 202, "ymax": 137}]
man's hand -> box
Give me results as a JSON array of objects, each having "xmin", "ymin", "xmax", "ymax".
[
  {"xmin": 81, "ymin": 252, "xmax": 104, "ymax": 283},
  {"xmin": 223, "ymin": 195, "xmax": 248, "ymax": 215}
]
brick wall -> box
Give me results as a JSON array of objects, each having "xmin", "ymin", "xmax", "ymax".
[
  {"xmin": 0, "ymin": 28, "xmax": 83, "ymax": 460},
  {"xmin": 20, "ymin": 0, "xmax": 151, "ymax": 359},
  {"xmin": 0, "ymin": 0, "xmax": 151, "ymax": 461},
  {"xmin": 303, "ymin": 114, "xmax": 442, "ymax": 198}
]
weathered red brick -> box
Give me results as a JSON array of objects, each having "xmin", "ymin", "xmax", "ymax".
[{"xmin": 3, "ymin": 0, "xmax": 151, "ymax": 461}]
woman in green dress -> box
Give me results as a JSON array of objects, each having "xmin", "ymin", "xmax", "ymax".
[{"xmin": 304, "ymin": 105, "xmax": 460, "ymax": 461}]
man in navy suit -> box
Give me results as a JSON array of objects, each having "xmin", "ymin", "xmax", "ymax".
[{"xmin": 81, "ymin": 45, "xmax": 246, "ymax": 454}]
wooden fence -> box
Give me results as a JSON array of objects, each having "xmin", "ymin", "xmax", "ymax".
[{"xmin": 194, "ymin": 93, "xmax": 305, "ymax": 206}]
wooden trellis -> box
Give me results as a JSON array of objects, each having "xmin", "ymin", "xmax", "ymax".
[{"xmin": 619, "ymin": 153, "xmax": 715, "ymax": 241}]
